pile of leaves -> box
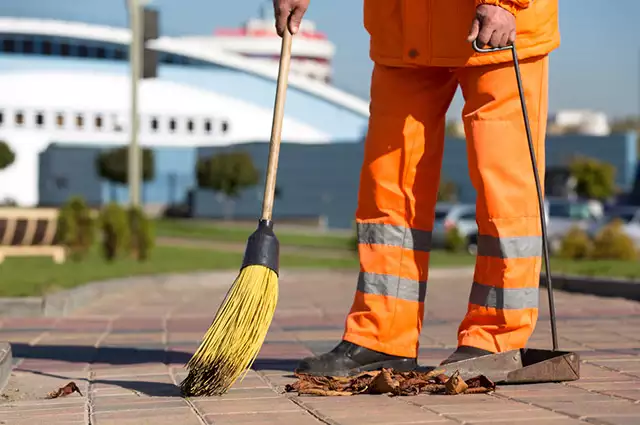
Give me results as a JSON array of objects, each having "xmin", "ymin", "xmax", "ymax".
[{"xmin": 284, "ymin": 369, "xmax": 495, "ymax": 397}]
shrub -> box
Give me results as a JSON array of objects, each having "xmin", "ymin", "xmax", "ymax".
[
  {"xmin": 0, "ymin": 141, "xmax": 15, "ymax": 171},
  {"xmin": 57, "ymin": 196, "xmax": 95, "ymax": 261},
  {"xmin": 445, "ymin": 226, "xmax": 467, "ymax": 253},
  {"xmin": 127, "ymin": 206, "xmax": 154, "ymax": 261},
  {"xmin": 558, "ymin": 226, "xmax": 593, "ymax": 260},
  {"xmin": 437, "ymin": 180, "xmax": 458, "ymax": 202},
  {"xmin": 99, "ymin": 203, "xmax": 129, "ymax": 262},
  {"xmin": 591, "ymin": 219, "xmax": 638, "ymax": 261}
]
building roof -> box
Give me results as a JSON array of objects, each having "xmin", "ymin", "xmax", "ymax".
[{"xmin": 0, "ymin": 17, "xmax": 370, "ymax": 117}]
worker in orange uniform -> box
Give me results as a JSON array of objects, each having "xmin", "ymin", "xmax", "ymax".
[{"xmin": 273, "ymin": 0, "xmax": 559, "ymax": 375}]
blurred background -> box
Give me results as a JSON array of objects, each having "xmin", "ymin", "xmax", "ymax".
[{"xmin": 0, "ymin": 0, "xmax": 638, "ymax": 297}]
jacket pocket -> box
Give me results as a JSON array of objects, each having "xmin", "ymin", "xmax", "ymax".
[{"xmin": 364, "ymin": 0, "xmax": 405, "ymax": 61}]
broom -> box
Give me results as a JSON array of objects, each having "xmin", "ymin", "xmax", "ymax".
[{"xmin": 180, "ymin": 27, "xmax": 294, "ymax": 397}]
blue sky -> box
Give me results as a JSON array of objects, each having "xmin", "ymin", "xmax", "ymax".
[{"xmin": 2, "ymin": 0, "xmax": 639, "ymax": 119}]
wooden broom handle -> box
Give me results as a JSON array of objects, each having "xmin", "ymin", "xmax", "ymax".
[{"xmin": 261, "ymin": 27, "xmax": 293, "ymax": 221}]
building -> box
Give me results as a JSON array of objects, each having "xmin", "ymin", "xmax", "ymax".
[
  {"xmin": 548, "ymin": 110, "xmax": 611, "ymax": 136},
  {"xmin": 0, "ymin": 0, "xmax": 369, "ymax": 206},
  {"xmin": 40, "ymin": 132, "xmax": 638, "ymax": 229}
]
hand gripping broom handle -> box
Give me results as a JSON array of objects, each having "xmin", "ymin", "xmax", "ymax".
[
  {"xmin": 472, "ymin": 40, "xmax": 559, "ymax": 351},
  {"xmin": 261, "ymin": 28, "xmax": 293, "ymax": 222}
]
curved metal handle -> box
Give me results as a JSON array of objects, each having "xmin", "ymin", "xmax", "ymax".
[{"xmin": 472, "ymin": 39, "xmax": 514, "ymax": 53}]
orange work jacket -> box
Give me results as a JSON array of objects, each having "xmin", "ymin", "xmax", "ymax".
[{"xmin": 363, "ymin": 0, "xmax": 560, "ymax": 67}]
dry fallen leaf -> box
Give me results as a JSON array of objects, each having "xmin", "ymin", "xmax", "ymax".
[
  {"xmin": 284, "ymin": 368, "xmax": 496, "ymax": 397},
  {"xmin": 45, "ymin": 382, "xmax": 83, "ymax": 399},
  {"xmin": 445, "ymin": 371, "xmax": 468, "ymax": 395}
]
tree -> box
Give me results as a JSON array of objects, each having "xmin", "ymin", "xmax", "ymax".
[
  {"xmin": 568, "ymin": 156, "xmax": 616, "ymax": 201},
  {"xmin": 0, "ymin": 141, "xmax": 15, "ymax": 171},
  {"xmin": 96, "ymin": 147, "xmax": 155, "ymax": 197},
  {"xmin": 196, "ymin": 151, "xmax": 260, "ymax": 220},
  {"xmin": 196, "ymin": 151, "xmax": 259, "ymax": 197}
]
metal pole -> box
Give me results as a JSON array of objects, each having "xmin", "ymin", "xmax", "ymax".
[{"xmin": 128, "ymin": 0, "xmax": 142, "ymax": 207}]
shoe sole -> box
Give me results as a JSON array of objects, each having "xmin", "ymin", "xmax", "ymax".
[{"xmin": 295, "ymin": 358, "xmax": 418, "ymax": 377}]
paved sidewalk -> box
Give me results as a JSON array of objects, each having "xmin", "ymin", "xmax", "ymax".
[{"xmin": 1, "ymin": 268, "xmax": 640, "ymax": 425}]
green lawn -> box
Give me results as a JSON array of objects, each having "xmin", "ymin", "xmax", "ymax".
[
  {"xmin": 0, "ymin": 246, "xmax": 357, "ymax": 297},
  {"xmin": 155, "ymin": 219, "xmax": 354, "ymax": 250},
  {"xmin": 2, "ymin": 222, "xmax": 638, "ymax": 297}
]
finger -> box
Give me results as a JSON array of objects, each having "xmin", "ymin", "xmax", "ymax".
[
  {"xmin": 498, "ymin": 31, "xmax": 509, "ymax": 48},
  {"xmin": 477, "ymin": 25, "xmax": 494, "ymax": 47},
  {"xmin": 274, "ymin": 3, "xmax": 290, "ymax": 37},
  {"xmin": 508, "ymin": 30, "xmax": 517, "ymax": 45},
  {"xmin": 289, "ymin": 5, "xmax": 307, "ymax": 34},
  {"xmin": 467, "ymin": 18, "xmax": 480, "ymax": 42}
]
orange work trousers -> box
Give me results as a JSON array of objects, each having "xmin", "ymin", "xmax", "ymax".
[{"xmin": 343, "ymin": 55, "xmax": 549, "ymax": 358}]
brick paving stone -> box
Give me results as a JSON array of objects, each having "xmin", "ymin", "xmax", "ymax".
[
  {"xmin": 2, "ymin": 269, "xmax": 640, "ymax": 425},
  {"xmin": 588, "ymin": 417, "xmax": 640, "ymax": 425},
  {"xmin": 203, "ymin": 411, "xmax": 322, "ymax": 425},
  {"xmin": 535, "ymin": 400, "xmax": 640, "ymax": 417},
  {"xmin": 92, "ymin": 407, "xmax": 200, "ymax": 425}
]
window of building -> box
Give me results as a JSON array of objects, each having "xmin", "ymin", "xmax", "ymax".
[
  {"xmin": 35, "ymin": 112, "xmax": 44, "ymax": 127},
  {"xmin": 187, "ymin": 119, "xmax": 194, "ymax": 133},
  {"xmin": 56, "ymin": 113, "xmax": 64, "ymax": 128},
  {"xmin": 150, "ymin": 117, "xmax": 159, "ymax": 132},
  {"xmin": 96, "ymin": 47, "xmax": 106, "ymax": 59},
  {"xmin": 169, "ymin": 118, "xmax": 176, "ymax": 133},
  {"xmin": 60, "ymin": 43, "xmax": 70, "ymax": 56},
  {"xmin": 113, "ymin": 114, "xmax": 123, "ymax": 132},
  {"xmin": 95, "ymin": 114, "xmax": 103, "ymax": 130},
  {"xmin": 2, "ymin": 39, "xmax": 15, "ymax": 53},
  {"xmin": 78, "ymin": 45, "xmax": 88, "ymax": 57},
  {"xmin": 0, "ymin": 111, "xmax": 4, "ymax": 126},
  {"xmin": 114, "ymin": 48, "xmax": 126, "ymax": 60},
  {"xmin": 221, "ymin": 121, "xmax": 230, "ymax": 133},
  {"xmin": 42, "ymin": 40, "xmax": 52, "ymax": 55},
  {"xmin": 75, "ymin": 114, "xmax": 84, "ymax": 129},
  {"xmin": 23, "ymin": 39, "xmax": 34, "ymax": 54},
  {"xmin": 204, "ymin": 119, "xmax": 212, "ymax": 134},
  {"xmin": 15, "ymin": 111, "xmax": 24, "ymax": 126}
]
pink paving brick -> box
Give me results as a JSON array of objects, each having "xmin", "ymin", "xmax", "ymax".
[
  {"xmin": 54, "ymin": 318, "xmax": 110, "ymax": 332},
  {"xmin": 0, "ymin": 317, "xmax": 59, "ymax": 330},
  {"xmin": 2, "ymin": 270, "xmax": 640, "ymax": 425}
]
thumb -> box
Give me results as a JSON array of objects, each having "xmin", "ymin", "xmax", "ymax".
[
  {"xmin": 289, "ymin": 6, "xmax": 306, "ymax": 34},
  {"xmin": 467, "ymin": 18, "xmax": 480, "ymax": 42}
]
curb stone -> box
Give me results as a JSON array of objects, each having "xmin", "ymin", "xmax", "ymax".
[
  {"xmin": 0, "ymin": 268, "xmax": 474, "ymax": 318},
  {"xmin": 0, "ymin": 270, "xmax": 238, "ymax": 318},
  {"xmin": 0, "ymin": 342, "xmax": 11, "ymax": 394},
  {"xmin": 541, "ymin": 274, "xmax": 640, "ymax": 302}
]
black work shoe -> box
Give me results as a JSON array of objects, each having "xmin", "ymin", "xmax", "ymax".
[
  {"xmin": 440, "ymin": 345, "xmax": 494, "ymax": 365},
  {"xmin": 295, "ymin": 340, "xmax": 418, "ymax": 376}
]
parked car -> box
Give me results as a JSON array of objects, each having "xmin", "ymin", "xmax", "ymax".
[
  {"xmin": 544, "ymin": 198, "xmax": 602, "ymax": 254},
  {"xmin": 586, "ymin": 206, "xmax": 640, "ymax": 250},
  {"xmin": 432, "ymin": 203, "xmax": 477, "ymax": 251},
  {"xmin": 464, "ymin": 198, "xmax": 602, "ymax": 256}
]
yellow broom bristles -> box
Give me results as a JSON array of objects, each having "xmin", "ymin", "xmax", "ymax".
[{"xmin": 180, "ymin": 264, "xmax": 279, "ymax": 396}]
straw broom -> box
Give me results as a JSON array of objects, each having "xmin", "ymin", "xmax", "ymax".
[{"xmin": 180, "ymin": 28, "xmax": 294, "ymax": 397}]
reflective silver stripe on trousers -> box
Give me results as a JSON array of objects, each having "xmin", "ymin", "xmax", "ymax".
[
  {"xmin": 358, "ymin": 272, "xmax": 427, "ymax": 303},
  {"xmin": 469, "ymin": 281, "xmax": 539, "ymax": 310},
  {"xmin": 477, "ymin": 235, "xmax": 542, "ymax": 258},
  {"xmin": 357, "ymin": 223, "xmax": 431, "ymax": 252}
]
